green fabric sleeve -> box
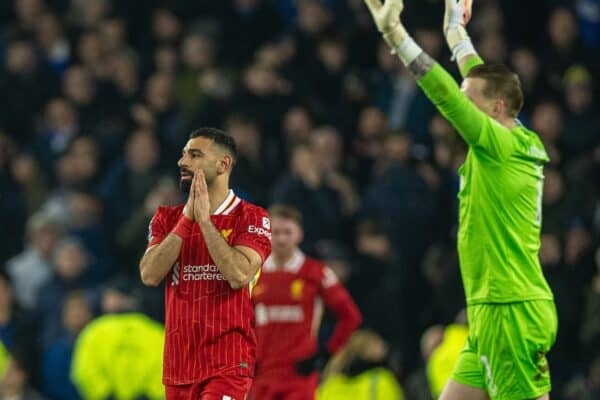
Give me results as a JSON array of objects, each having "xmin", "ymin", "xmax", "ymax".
[
  {"xmin": 459, "ymin": 55, "xmax": 484, "ymax": 78},
  {"xmin": 417, "ymin": 63, "xmax": 516, "ymax": 161}
]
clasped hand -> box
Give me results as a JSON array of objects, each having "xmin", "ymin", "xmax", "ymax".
[{"xmin": 183, "ymin": 169, "xmax": 211, "ymax": 223}]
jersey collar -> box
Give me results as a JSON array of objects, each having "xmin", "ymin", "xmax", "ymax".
[
  {"xmin": 212, "ymin": 190, "xmax": 241, "ymax": 216},
  {"xmin": 264, "ymin": 249, "xmax": 305, "ymax": 273}
]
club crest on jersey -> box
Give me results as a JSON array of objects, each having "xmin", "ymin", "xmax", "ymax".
[
  {"xmin": 262, "ymin": 217, "xmax": 271, "ymax": 230},
  {"xmin": 290, "ymin": 279, "xmax": 304, "ymax": 300},
  {"xmin": 220, "ymin": 229, "xmax": 233, "ymax": 240}
]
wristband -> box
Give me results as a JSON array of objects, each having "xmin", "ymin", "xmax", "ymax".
[
  {"xmin": 172, "ymin": 216, "xmax": 194, "ymax": 238},
  {"xmin": 392, "ymin": 36, "xmax": 423, "ymax": 66},
  {"xmin": 446, "ymin": 25, "xmax": 477, "ymax": 61},
  {"xmin": 451, "ymin": 39, "xmax": 477, "ymax": 62}
]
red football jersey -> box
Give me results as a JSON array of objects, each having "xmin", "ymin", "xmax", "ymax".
[
  {"xmin": 252, "ymin": 250, "xmax": 361, "ymax": 378},
  {"xmin": 147, "ymin": 190, "xmax": 272, "ymax": 385}
]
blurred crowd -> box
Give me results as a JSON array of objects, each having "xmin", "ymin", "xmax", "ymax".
[{"xmin": 0, "ymin": 0, "xmax": 598, "ymax": 399}]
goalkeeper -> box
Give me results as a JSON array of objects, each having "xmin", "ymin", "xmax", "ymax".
[{"xmin": 363, "ymin": 0, "xmax": 557, "ymax": 399}]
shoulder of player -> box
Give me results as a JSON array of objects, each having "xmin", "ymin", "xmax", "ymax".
[
  {"xmin": 229, "ymin": 199, "xmax": 269, "ymax": 221},
  {"xmin": 510, "ymin": 125, "xmax": 550, "ymax": 162},
  {"xmin": 154, "ymin": 204, "xmax": 185, "ymax": 221},
  {"xmin": 300, "ymin": 256, "xmax": 329, "ymax": 278}
]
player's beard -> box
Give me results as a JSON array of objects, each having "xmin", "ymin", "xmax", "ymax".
[
  {"xmin": 180, "ymin": 178, "xmax": 192, "ymax": 193},
  {"xmin": 179, "ymin": 167, "xmax": 218, "ymax": 193},
  {"xmin": 180, "ymin": 168, "xmax": 193, "ymax": 192}
]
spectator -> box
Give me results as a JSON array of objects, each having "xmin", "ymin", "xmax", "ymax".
[
  {"xmin": 0, "ymin": 271, "xmax": 39, "ymax": 376},
  {"xmin": 174, "ymin": 31, "xmax": 216, "ymax": 115},
  {"xmin": 35, "ymin": 12, "xmax": 71, "ymax": 75},
  {"xmin": 99, "ymin": 128, "xmax": 161, "ymax": 230},
  {"xmin": 540, "ymin": 233, "xmax": 585, "ymax": 382},
  {"xmin": 510, "ymin": 47, "xmax": 549, "ymax": 115},
  {"xmin": 115, "ymin": 176, "xmax": 180, "ymax": 277},
  {"xmin": 351, "ymin": 106, "xmax": 388, "ymax": 190},
  {"xmin": 281, "ymin": 105, "xmax": 314, "ymax": 153},
  {"xmin": 426, "ymin": 319, "xmax": 469, "ymax": 398},
  {"xmin": 41, "ymin": 291, "xmax": 91, "ymax": 400},
  {"xmin": 36, "ymin": 237, "xmax": 91, "ymax": 345},
  {"xmin": 6, "ymin": 213, "xmax": 61, "ymax": 309},
  {"xmin": 0, "ymin": 354, "xmax": 45, "ymax": 400},
  {"xmin": 561, "ymin": 65, "xmax": 600, "ymax": 161},
  {"xmin": 10, "ymin": 154, "xmax": 49, "ymax": 216},
  {"xmin": 318, "ymin": 330, "xmax": 404, "ymax": 400},
  {"xmin": 404, "ymin": 325, "xmax": 444, "ymax": 400},
  {"xmin": 227, "ymin": 114, "xmax": 270, "ymax": 205},
  {"xmin": 0, "ymin": 38, "xmax": 58, "ymax": 145},
  {"xmin": 310, "ymin": 126, "xmax": 360, "ymax": 216},
  {"xmin": 272, "ymin": 144, "xmax": 345, "ymax": 250},
  {"xmin": 531, "ymin": 101, "xmax": 564, "ymax": 166},
  {"xmin": 543, "ymin": 7, "xmax": 589, "ymax": 92},
  {"xmin": 71, "ymin": 313, "xmax": 164, "ymax": 400},
  {"xmin": 348, "ymin": 219, "xmax": 403, "ymax": 349},
  {"xmin": 0, "ymin": 134, "xmax": 27, "ymax": 264}
]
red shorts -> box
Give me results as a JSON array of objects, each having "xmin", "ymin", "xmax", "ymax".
[
  {"xmin": 249, "ymin": 372, "xmax": 319, "ymax": 400},
  {"xmin": 166, "ymin": 374, "xmax": 252, "ymax": 400}
]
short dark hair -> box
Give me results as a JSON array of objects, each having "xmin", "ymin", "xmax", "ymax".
[
  {"xmin": 189, "ymin": 127, "xmax": 238, "ymax": 162},
  {"xmin": 467, "ymin": 63, "xmax": 524, "ymax": 118},
  {"xmin": 268, "ymin": 204, "xmax": 303, "ymax": 226}
]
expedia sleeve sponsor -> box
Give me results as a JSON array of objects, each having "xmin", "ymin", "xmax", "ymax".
[{"xmin": 247, "ymin": 225, "xmax": 272, "ymax": 239}]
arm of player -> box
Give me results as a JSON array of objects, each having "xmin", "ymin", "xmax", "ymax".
[
  {"xmin": 140, "ymin": 185, "xmax": 198, "ymax": 287},
  {"xmin": 295, "ymin": 267, "xmax": 362, "ymax": 375},
  {"xmin": 193, "ymin": 169, "xmax": 270, "ymax": 290},
  {"xmin": 320, "ymin": 268, "xmax": 363, "ymax": 354},
  {"xmin": 364, "ymin": 0, "xmax": 515, "ymax": 160},
  {"xmin": 198, "ymin": 219, "xmax": 263, "ymax": 290},
  {"xmin": 139, "ymin": 211, "xmax": 186, "ymax": 287},
  {"xmin": 443, "ymin": 0, "xmax": 484, "ymax": 78},
  {"xmin": 140, "ymin": 236, "xmax": 182, "ymax": 287}
]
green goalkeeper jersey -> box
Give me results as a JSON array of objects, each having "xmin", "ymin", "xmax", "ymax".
[{"xmin": 417, "ymin": 59, "xmax": 553, "ymax": 305}]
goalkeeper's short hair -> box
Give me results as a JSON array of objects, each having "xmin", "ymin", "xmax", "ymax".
[{"xmin": 467, "ymin": 63, "xmax": 524, "ymax": 118}]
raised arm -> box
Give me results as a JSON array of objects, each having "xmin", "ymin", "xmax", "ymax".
[
  {"xmin": 443, "ymin": 0, "xmax": 483, "ymax": 77},
  {"xmin": 140, "ymin": 213, "xmax": 185, "ymax": 287},
  {"xmin": 140, "ymin": 175, "xmax": 203, "ymax": 287},
  {"xmin": 193, "ymin": 170, "xmax": 271, "ymax": 290},
  {"xmin": 364, "ymin": 0, "xmax": 516, "ymax": 159}
]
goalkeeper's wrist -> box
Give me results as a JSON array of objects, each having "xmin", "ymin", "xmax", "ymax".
[
  {"xmin": 446, "ymin": 26, "xmax": 478, "ymax": 61},
  {"xmin": 381, "ymin": 23, "xmax": 423, "ymax": 66},
  {"xmin": 172, "ymin": 216, "xmax": 194, "ymax": 238}
]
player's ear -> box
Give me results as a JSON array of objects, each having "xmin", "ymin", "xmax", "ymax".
[
  {"xmin": 217, "ymin": 154, "xmax": 233, "ymax": 174},
  {"xmin": 493, "ymin": 98, "xmax": 504, "ymax": 118}
]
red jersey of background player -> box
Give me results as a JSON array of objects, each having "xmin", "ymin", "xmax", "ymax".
[
  {"xmin": 148, "ymin": 190, "xmax": 271, "ymax": 385},
  {"xmin": 250, "ymin": 205, "xmax": 361, "ymax": 400},
  {"xmin": 253, "ymin": 249, "xmax": 361, "ymax": 377}
]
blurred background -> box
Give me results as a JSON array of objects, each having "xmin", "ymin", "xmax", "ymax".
[{"xmin": 0, "ymin": 0, "xmax": 598, "ymax": 399}]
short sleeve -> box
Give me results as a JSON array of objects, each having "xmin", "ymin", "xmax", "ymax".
[
  {"xmin": 232, "ymin": 207, "xmax": 272, "ymax": 262},
  {"xmin": 147, "ymin": 208, "xmax": 168, "ymax": 248}
]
